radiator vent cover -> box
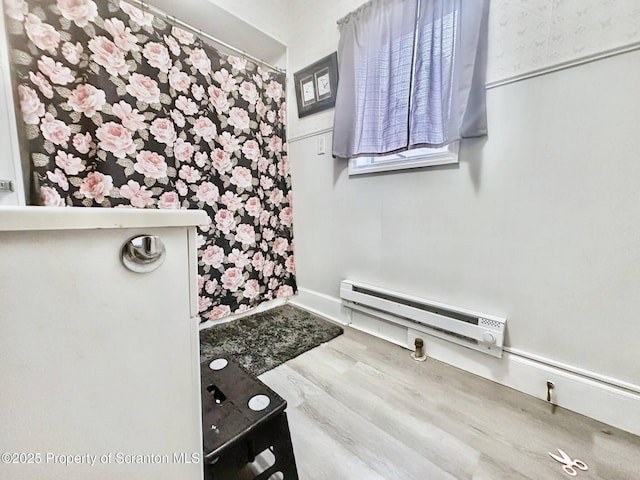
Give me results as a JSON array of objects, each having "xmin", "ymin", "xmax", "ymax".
[{"xmin": 340, "ymin": 280, "xmax": 506, "ymax": 357}]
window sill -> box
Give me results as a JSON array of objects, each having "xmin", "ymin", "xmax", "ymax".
[{"xmin": 348, "ymin": 144, "xmax": 459, "ymax": 176}]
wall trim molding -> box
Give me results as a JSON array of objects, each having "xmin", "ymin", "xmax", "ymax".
[
  {"xmin": 293, "ymin": 287, "xmax": 640, "ymax": 437},
  {"xmin": 287, "ymin": 127, "xmax": 333, "ymax": 144},
  {"xmin": 486, "ymin": 40, "xmax": 640, "ymax": 89}
]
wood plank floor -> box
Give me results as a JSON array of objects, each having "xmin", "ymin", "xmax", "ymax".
[{"xmin": 257, "ymin": 326, "xmax": 640, "ymax": 480}]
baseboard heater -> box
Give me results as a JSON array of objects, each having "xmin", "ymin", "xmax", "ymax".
[{"xmin": 340, "ymin": 280, "xmax": 506, "ymax": 358}]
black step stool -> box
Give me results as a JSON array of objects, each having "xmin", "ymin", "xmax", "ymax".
[{"xmin": 201, "ymin": 356, "xmax": 298, "ymax": 479}]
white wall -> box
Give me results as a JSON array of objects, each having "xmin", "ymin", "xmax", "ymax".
[
  {"xmin": 206, "ymin": 0, "xmax": 291, "ymax": 47},
  {"xmin": 283, "ymin": 0, "xmax": 640, "ymax": 392}
]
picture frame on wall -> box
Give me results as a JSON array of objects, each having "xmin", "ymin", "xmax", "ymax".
[{"xmin": 294, "ymin": 52, "xmax": 338, "ymax": 118}]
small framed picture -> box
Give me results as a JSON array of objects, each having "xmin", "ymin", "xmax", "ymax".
[
  {"xmin": 300, "ymin": 75, "xmax": 316, "ymax": 107},
  {"xmin": 294, "ymin": 52, "xmax": 338, "ymax": 118}
]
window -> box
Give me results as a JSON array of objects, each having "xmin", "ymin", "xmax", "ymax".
[
  {"xmin": 332, "ymin": 0, "xmax": 489, "ymax": 165},
  {"xmin": 348, "ymin": 143, "xmax": 458, "ymax": 176}
]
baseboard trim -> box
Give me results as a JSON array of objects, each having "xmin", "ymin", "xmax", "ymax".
[
  {"xmin": 504, "ymin": 346, "xmax": 640, "ymax": 395},
  {"xmin": 407, "ymin": 329, "xmax": 640, "ymax": 437},
  {"xmin": 198, "ymin": 298, "xmax": 286, "ymax": 331},
  {"xmin": 288, "ymin": 287, "xmax": 350, "ymax": 326},
  {"xmin": 294, "ymin": 288, "xmax": 640, "ymax": 437}
]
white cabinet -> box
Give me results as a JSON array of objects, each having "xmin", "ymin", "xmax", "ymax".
[
  {"xmin": 0, "ymin": 7, "xmax": 25, "ymax": 206},
  {"xmin": 0, "ymin": 207, "xmax": 208, "ymax": 480}
]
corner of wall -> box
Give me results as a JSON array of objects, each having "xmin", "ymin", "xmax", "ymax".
[{"xmin": 288, "ymin": 287, "xmax": 351, "ymax": 326}]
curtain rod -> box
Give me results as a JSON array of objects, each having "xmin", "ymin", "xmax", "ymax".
[{"xmin": 124, "ymin": 0, "xmax": 286, "ymax": 74}]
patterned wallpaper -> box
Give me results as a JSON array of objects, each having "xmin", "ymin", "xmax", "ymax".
[{"xmin": 487, "ymin": 0, "xmax": 640, "ymax": 83}]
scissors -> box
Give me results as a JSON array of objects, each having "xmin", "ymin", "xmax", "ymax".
[{"xmin": 548, "ymin": 448, "xmax": 588, "ymax": 476}]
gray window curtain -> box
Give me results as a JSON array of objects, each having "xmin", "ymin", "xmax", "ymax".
[{"xmin": 332, "ymin": 0, "xmax": 490, "ymax": 159}]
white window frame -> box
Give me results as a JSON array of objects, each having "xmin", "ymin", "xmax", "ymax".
[{"xmin": 348, "ymin": 142, "xmax": 459, "ymax": 176}]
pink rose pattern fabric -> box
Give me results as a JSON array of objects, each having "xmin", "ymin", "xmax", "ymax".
[{"xmin": 5, "ymin": 0, "xmax": 296, "ymax": 320}]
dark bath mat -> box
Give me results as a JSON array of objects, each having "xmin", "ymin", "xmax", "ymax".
[{"xmin": 200, "ymin": 304, "xmax": 344, "ymax": 376}]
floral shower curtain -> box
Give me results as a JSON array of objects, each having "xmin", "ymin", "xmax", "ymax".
[{"xmin": 4, "ymin": 0, "xmax": 297, "ymax": 320}]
